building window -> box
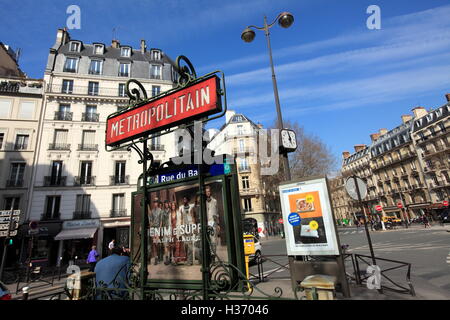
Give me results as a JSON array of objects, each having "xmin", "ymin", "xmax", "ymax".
[
  {"xmin": 120, "ymin": 47, "xmax": 131, "ymax": 57},
  {"xmin": 243, "ymin": 198, "xmax": 253, "ymax": 212},
  {"xmin": 0, "ymin": 133, "xmax": 4, "ymax": 149},
  {"xmin": 51, "ymin": 129, "xmax": 69, "ymax": 150},
  {"xmin": 19, "ymin": 101, "xmax": 35, "ymax": 119},
  {"xmin": 237, "ymin": 125, "xmax": 244, "ymax": 135},
  {"xmin": 88, "ymin": 60, "xmax": 103, "ymax": 75},
  {"xmin": 119, "ymin": 63, "xmax": 130, "ymax": 77},
  {"xmin": 63, "ymin": 57, "xmax": 78, "ymax": 72},
  {"xmin": 74, "ymin": 194, "xmax": 91, "ymax": 219},
  {"xmin": 49, "ymin": 161, "xmax": 63, "ymax": 185},
  {"xmin": 112, "ymin": 193, "xmax": 125, "ymax": 216},
  {"xmin": 61, "ymin": 80, "xmax": 74, "ymax": 93},
  {"xmin": 438, "ymin": 122, "xmax": 446, "ymax": 132},
  {"xmin": 429, "ymin": 127, "xmax": 436, "ymax": 137},
  {"xmin": 88, "ymin": 81, "xmax": 99, "ymax": 96},
  {"xmin": 8, "ymin": 163, "xmax": 25, "ymax": 187},
  {"xmin": 150, "ymin": 65, "xmax": 161, "ymax": 79},
  {"xmin": 151, "ymin": 50, "xmax": 161, "ymax": 60},
  {"xmin": 82, "ymin": 105, "xmax": 98, "ymax": 122},
  {"xmin": 79, "ymin": 161, "xmax": 93, "ymax": 185},
  {"xmin": 242, "ymin": 176, "xmax": 250, "ymax": 189},
  {"xmin": 4, "ymin": 197, "xmax": 20, "ymax": 210},
  {"xmin": 80, "ymin": 130, "xmax": 96, "ymax": 150},
  {"xmin": 152, "ymin": 85, "xmax": 161, "ymax": 97},
  {"xmin": 94, "ymin": 44, "xmax": 104, "ymax": 55},
  {"xmin": 0, "ymin": 99, "xmax": 12, "ymax": 118},
  {"xmin": 44, "ymin": 196, "xmax": 61, "ymax": 220},
  {"xmin": 118, "ymin": 83, "xmax": 126, "ymax": 97},
  {"xmin": 69, "ymin": 42, "xmax": 80, "ymax": 52},
  {"xmin": 14, "ymin": 134, "xmax": 29, "ymax": 150},
  {"xmin": 114, "ymin": 161, "xmax": 126, "ymax": 184}
]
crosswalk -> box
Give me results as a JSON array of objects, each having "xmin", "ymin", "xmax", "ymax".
[
  {"xmin": 347, "ymin": 241, "xmax": 449, "ymax": 253},
  {"xmin": 339, "ymin": 230, "xmax": 365, "ymax": 235}
]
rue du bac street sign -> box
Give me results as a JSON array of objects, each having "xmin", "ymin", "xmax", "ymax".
[{"xmin": 106, "ymin": 75, "xmax": 222, "ymax": 147}]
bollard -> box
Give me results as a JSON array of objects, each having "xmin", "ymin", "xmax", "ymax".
[{"xmin": 22, "ymin": 286, "xmax": 29, "ymax": 300}]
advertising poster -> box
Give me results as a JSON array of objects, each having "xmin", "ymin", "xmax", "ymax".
[
  {"xmin": 279, "ymin": 177, "xmax": 339, "ymax": 256},
  {"xmin": 133, "ymin": 179, "xmax": 228, "ymax": 281}
]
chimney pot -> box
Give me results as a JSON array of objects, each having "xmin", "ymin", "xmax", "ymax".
[
  {"xmin": 370, "ymin": 133, "xmax": 380, "ymax": 142},
  {"xmin": 446, "ymin": 93, "xmax": 450, "ymax": 102},
  {"xmin": 111, "ymin": 39, "xmax": 120, "ymax": 48},
  {"xmin": 401, "ymin": 114, "xmax": 413, "ymax": 124},
  {"xmin": 140, "ymin": 39, "xmax": 146, "ymax": 53},
  {"xmin": 412, "ymin": 106, "xmax": 428, "ymax": 118},
  {"xmin": 379, "ymin": 128, "xmax": 388, "ymax": 136},
  {"xmin": 354, "ymin": 144, "xmax": 366, "ymax": 152},
  {"xmin": 342, "ymin": 151, "xmax": 351, "ymax": 159}
]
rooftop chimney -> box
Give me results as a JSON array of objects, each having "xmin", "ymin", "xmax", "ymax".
[
  {"xmin": 446, "ymin": 93, "xmax": 450, "ymax": 102},
  {"xmin": 111, "ymin": 39, "xmax": 120, "ymax": 48},
  {"xmin": 379, "ymin": 128, "xmax": 388, "ymax": 136},
  {"xmin": 342, "ymin": 151, "xmax": 351, "ymax": 160},
  {"xmin": 370, "ymin": 133, "xmax": 380, "ymax": 142},
  {"xmin": 401, "ymin": 114, "xmax": 413, "ymax": 124},
  {"xmin": 412, "ymin": 106, "xmax": 427, "ymax": 119},
  {"xmin": 256, "ymin": 123, "xmax": 263, "ymax": 129},
  {"xmin": 354, "ymin": 144, "xmax": 366, "ymax": 152},
  {"xmin": 140, "ymin": 39, "xmax": 146, "ymax": 53},
  {"xmin": 56, "ymin": 28, "xmax": 70, "ymax": 46}
]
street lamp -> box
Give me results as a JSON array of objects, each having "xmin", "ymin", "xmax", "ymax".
[{"xmin": 241, "ymin": 12, "xmax": 294, "ymax": 181}]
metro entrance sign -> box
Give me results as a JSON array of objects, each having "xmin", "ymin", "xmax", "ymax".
[
  {"xmin": 375, "ymin": 205, "xmax": 382, "ymax": 212},
  {"xmin": 106, "ymin": 75, "xmax": 222, "ymax": 146},
  {"xmin": 444, "ymin": 201, "xmax": 449, "ymax": 207}
]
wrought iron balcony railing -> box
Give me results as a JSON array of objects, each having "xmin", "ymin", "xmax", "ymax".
[
  {"xmin": 78, "ymin": 144, "xmax": 99, "ymax": 151},
  {"xmin": 6, "ymin": 179, "xmax": 23, "ymax": 187},
  {"xmin": 74, "ymin": 176, "xmax": 96, "ymax": 186},
  {"xmin": 110, "ymin": 175, "xmax": 129, "ymax": 185},
  {"xmin": 41, "ymin": 213, "xmax": 61, "ymax": 221},
  {"xmin": 110, "ymin": 209, "xmax": 127, "ymax": 217},
  {"xmin": 43, "ymin": 176, "xmax": 67, "ymax": 187},
  {"xmin": 13, "ymin": 144, "xmax": 28, "ymax": 150},
  {"xmin": 47, "ymin": 84, "xmax": 129, "ymax": 98},
  {"xmin": 54, "ymin": 111, "xmax": 73, "ymax": 121},
  {"xmin": 81, "ymin": 113, "xmax": 99, "ymax": 122},
  {"xmin": 73, "ymin": 211, "xmax": 92, "ymax": 219},
  {"xmin": 148, "ymin": 144, "xmax": 165, "ymax": 151},
  {"xmin": 48, "ymin": 143, "xmax": 71, "ymax": 151}
]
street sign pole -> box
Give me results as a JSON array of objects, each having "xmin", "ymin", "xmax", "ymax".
[
  {"xmin": 352, "ymin": 176, "xmax": 376, "ymax": 266},
  {"xmin": 0, "ymin": 211, "xmax": 14, "ymax": 281}
]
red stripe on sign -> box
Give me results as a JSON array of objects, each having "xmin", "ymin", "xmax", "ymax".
[{"xmin": 106, "ymin": 75, "xmax": 221, "ymax": 146}]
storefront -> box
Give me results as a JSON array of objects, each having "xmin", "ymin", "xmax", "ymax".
[
  {"xmin": 99, "ymin": 219, "xmax": 130, "ymax": 258},
  {"xmin": 54, "ymin": 219, "xmax": 99, "ymax": 266},
  {"xmin": 408, "ymin": 203, "xmax": 431, "ymax": 219}
]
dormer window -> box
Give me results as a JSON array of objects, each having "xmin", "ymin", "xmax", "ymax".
[
  {"xmin": 94, "ymin": 44, "xmax": 104, "ymax": 55},
  {"xmin": 435, "ymin": 109, "xmax": 442, "ymax": 118},
  {"xmin": 121, "ymin": 47, "xmax": 131, "ymax": 57},
  {"xmin": 151, "ymin": 50, "xmax": 161, "ymax": 60},
  {"xmin": 69, "ymin": 41, "xmax": 81, "ymax": 52},
  {"xmin": 426, "ymin": 114, "xmax": 433, "ymax": 122}
]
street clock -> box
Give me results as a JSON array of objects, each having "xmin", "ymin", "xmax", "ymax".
[{"xmin": 280, "ymin": 129, "xmax": 297, "ymax": 153}]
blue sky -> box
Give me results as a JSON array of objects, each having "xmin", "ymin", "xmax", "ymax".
[{"xmin": 1, "ymin": 0, "xmax": 450, "ymax": 163}]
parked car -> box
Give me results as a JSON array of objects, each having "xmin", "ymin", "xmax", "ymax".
[
  {"xmin": 0, "ymin": 281, "xmax": 11, "ymax": 300},
  {"xmin": 246, "ymin": 235, "xmax": 262, "ymax": 264}
]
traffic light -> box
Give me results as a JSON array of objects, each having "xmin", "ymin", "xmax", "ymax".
[{"xmin": 7, "ymin": 238, "xmax": 13, "ymax": 246}]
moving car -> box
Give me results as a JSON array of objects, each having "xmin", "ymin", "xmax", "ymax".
[{"xmin": 248, "ymin": 235, "xmax": 262, "ymax": 264}]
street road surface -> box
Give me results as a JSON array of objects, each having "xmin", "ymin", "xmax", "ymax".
[{"xmin": 250, "ymin": 224, "xmax": 450, "ymax": 296}]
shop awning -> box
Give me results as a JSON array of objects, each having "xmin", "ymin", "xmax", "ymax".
[{"xmin": 54, "ymin": 228, "xmax": 97, "ymax": 241}]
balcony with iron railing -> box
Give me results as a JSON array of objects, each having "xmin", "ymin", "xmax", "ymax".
[
  {"xmin": 148, "ymin": 144, "xmax": 165, "ymax": 151},
  {"xmin": 232, "ymin": 147, "xmax": 255, "ymax": 154},
  {"xmin": 54, "ymin": 111, "xmax": 73, "ymax": 121},
  {"xmin": 6, "ymin": 179, "xmax": 23, "ymax": 187},
  {"xmin": 43, "ymin": 176, "xmax": 67, "ymax": 187},
  {"xmin": 74, "ymin": 176, "xmax": 96, "ymax": 186},
  {"xmin": 47, "ymin": 84, "xmax": 129, "ymax": 98},
  {"xmin": 73, "ymin": 211, "xmax": 92, "ymax": 219},
  {"xmin": 240, "ymin": 188, "xmax": 259, "ymax": 196},
  {"xmin": 110, "ymin": 175, "xmax": 129, "ymax": 185},
  {"xmin": 41, "ymin": 213, "xmax": 61, "ymax": 221},
  {"xmin": 13, "ymin": 143, "xmax": 28, "ymax": 150},
  {"xmin": 78, "ymin": 144, "xmax": 99, "ymax": 151},
  {"xmin": 239, "ymin": 166, "xmax": 251, "ymax": 173},
  {"xmin": 110, "ymin": 209, "xmax": 127, "ymax": 218},
  {"xmin": 81, "ymin": 113, "xmax": 99, "ymax": 122},
  {"xmin": 48, "ymin": 143, "xmax": 71, "ymax": 151}
]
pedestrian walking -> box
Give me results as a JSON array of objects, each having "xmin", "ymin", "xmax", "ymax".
[
  {"xmin": 423, "ymin": 215, "xmax": 431, "ymax": 228},
  {"xmin": 108, "ymin": 239, "xmax": 116, "ymax": 254},
  {"xmin": 87, "ymin": 245, "xmax": 99, "ymax": 272}
]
